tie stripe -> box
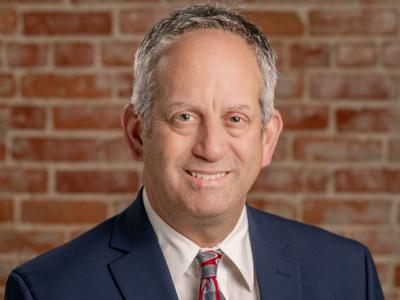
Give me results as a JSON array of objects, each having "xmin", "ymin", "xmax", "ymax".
[{"xmin": 196, "ymin": 249, "xmax": 226, "ymax": 300}]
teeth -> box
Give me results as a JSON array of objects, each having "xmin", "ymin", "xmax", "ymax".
[{"xmin": 189, "ymin": 171, "xmax": 226, "ymax": 180}]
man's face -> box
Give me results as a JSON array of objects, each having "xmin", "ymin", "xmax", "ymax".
[{"xmin": 137, "ymin": 30, "xmax": 281, "ymax": 228}]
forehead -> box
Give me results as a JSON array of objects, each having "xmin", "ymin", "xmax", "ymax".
[{"xmin": 154, "ymin": 29, "xmax": 262, "ymax": 108}]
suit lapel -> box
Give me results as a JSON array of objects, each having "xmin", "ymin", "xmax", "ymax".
[
  {"xmin": 108, "ymin": 190, "xmax": 179, "ymax": 300},
  {"xmin": 247, "ymin": 206, "xmax": 302, "ymax": 300}
]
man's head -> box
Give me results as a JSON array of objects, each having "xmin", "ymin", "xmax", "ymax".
[
  {"xmin": 132, "ymin": 4, "xmax": 278, "ymax": 132},
  {"xmin": 122, "ymin": 4, "xmax": 283, "ymax": 245}
]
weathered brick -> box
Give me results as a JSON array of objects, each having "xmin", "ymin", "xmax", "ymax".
[
  {"xmin": 310, "ymin": 10, "xmax": 398, "ymax": 35},
  {"xmin": 101, "ymin": 41, "xmax": 138, "ymax": 66},
  {"xmin": 389, "ymin": 139, "xmax": 400, "ymax": 161},
  {"xmin": 243, "ymin": 11, "xmax": 303, "ymax": 36},
  {"xmin": 336, "ymin": 107, "xmax": 400, "ymax": 132},
  {"xmin": 303, "ymin": 199, "xmax": 391, "ymax": 224},
  {"xmin": 0, "ymin": 259, "xmax": 16, "ymax": 285},
  {"xmin": 13, "ymin": 137, "xmax": 99, "ymax": 162},
  {"xmin": 336, "ymin": 43, "xmax": 377, "ymax": 67},
  {"xmin": 0, "ymin": 229, "xmax": 63, "ymax": 254},
  {"xmin": 395, "ymin": 265, "xmax": 400, "ymax": 287},
  {"xmin": 56, "ymin": 169, "xmax": 139, "ymax": 193},
  {"xmin": 22, "ymin": 74, "xmax": 111, "ymax": 98},
  {"xmin": 247, "ymin": 198, "xmax": 297, "ymax": 219},
  {"xmin": 310, "ymin": 74, "xmax": 398, "ymax": 100},
  {"xmin": 120, "ymin": 7, "xmax": 174, "ymax": 33},
  {"xmin": 294, "ymin": 137, "xmax": 382, "ymax": 161},
  {"xmin": 335, "ymin": 168, "xmax": 400, "ymax": 193},
  {"xmin": 347, "ymin": 230, "xmax": 400, "ymax": 255},
  {"xmin": 21, "ymin": 200, "xmax": 108, "ymax": 224},
  {"xmin": 278, "ymin": 105, "xmax": 329, "ymax": 130},
  {"xmin": 0, "ymin": 9, "xmax": 16, "ymax": 34},
  {"xmin": 0, "ymin": 106, "xmax": 46, "ymax": 129},
  {"xmin": 0, "ymin": 74, "xmax": 15, "ymax": 96},
  {"xmin": 116, "ymin": 73, "xmax": 133, "ymax": 98},
  {"xmin": 104, "ymin": 137, "xmax": 131, "ymax": 161},
  {"xmin": 383, "ymin": 42, "xmax": 400, "ymax": 68},
  {"xmin": 55, "ymin": 42, "xmax": 94, "ymax": 66},
  {"xmin": 275, "ymin": 73, "xmax": 303, "ymax": 99},
  {"xmin": 0, "ymin": 168, "xmax": 47, "ymax": 192},
  {"xmin": 0, "ymin": 142, "xmax": 4, "ymax": 160},
  {"xmin": 0, "ymin": 199, "xmax": 13, "ymax": 222},
  {"xmin": 24, "ymin": 12, "xmax": 111, "ymax": 35},
  {"xmin": 52, "ymin": 105, "xmax": 121, "ymax": 129},
  {"xmin": 251, "ymin": 167, "xmax": 328, "ymax": 193},
  {"xmin": 7, "ymin": 43, "xmax": 47, "ymax": 67},
  {"xmin": 289, "ymin": 42, "xmax": 330, "ymax": 68}
]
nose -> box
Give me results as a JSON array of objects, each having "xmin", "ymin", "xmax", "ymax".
[{"xmin": 192, "ymin": 117, "xmax": 227, "ymax": 162}]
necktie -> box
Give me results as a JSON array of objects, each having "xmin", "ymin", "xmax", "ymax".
[{"xmin": 196, "ymin": 249, "xmax": 226, "ymax": 300}]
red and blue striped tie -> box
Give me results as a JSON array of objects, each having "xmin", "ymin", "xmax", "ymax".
[{"xmin": 196, "ymin": 249, "xmax": 226, "ymax": 300}]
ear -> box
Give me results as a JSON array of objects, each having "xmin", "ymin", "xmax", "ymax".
[
  {"xmin": 261, "ymin": 109, "xmax": 283, "ymax": 167},
  {"xmin": 121, "ymin": 103, "xmax": 144, "ymax": 161}
]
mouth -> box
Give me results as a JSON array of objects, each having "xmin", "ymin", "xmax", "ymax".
[{"xmin": 186, "ymin": 170, "xmax": 228, "ymax": 181}]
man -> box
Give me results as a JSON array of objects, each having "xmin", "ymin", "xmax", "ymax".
[{"xmin": 6, "ymin": 4, "xmax": 383, "ymax": 300}]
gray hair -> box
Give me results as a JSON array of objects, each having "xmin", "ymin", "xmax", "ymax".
[{"xmin": 131, "ymin": 4, "xmax": 277, "ymax": 132}]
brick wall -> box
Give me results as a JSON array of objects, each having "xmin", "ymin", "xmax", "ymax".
[{"xmin": 0, "ymin": 0, "xmax": 399, "ymax": 298}]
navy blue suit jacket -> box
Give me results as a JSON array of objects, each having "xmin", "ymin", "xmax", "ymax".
[{"xmin": 5, "ymin": 190, "xmax": 384, "ymax": 299}]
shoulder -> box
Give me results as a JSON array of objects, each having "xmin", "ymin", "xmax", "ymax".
[{"xmin": 247, "ymin": 205, "xmax": 368, "ymax": 261}]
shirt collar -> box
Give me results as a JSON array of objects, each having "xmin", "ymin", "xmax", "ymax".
[{"xmin": 142, "ymin": 188, "xmax": 255, "ymax": 292}]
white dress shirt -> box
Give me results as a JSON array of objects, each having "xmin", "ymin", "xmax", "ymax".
[{"xmin": 143, "ymin": 189, "xmax": 260, "ymax": 300}]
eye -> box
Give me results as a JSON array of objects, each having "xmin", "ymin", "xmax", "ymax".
[
  {"xmin": 229, "ymin": 115, "xmax": 242, "ymax": 123},
  {"xmin": 175, "ymin": 113, "xmax": 193, "ymax": 122}
]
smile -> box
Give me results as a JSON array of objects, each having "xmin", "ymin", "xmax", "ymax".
[{"xmin": 186, "ymin": 170, "xmax": 228, "ymax": 181}]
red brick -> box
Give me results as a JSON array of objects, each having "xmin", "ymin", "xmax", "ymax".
[
  {"xmin": 0, "ymin": 199, "xmax": 13, "ymax": 222},
  {"xmin": 0, "ymin": 105, "xmax": 46, "ymax": 129},
  {"xmin": 0, "ymin": 9, "xmax": 16, "ymax": 34},
  {"xmin": 24, "ymin": 12, "xmax": 111, "ymax": 35},
  {"xmin": 303, "ymin": 199, "xmax": 391, "ymax": 225},
  {"xmin": 21, "ymin": 200, "xmax": 108, "ymax": 224},
  {"xmin": 383, "ymin": 42, "xmax": 400, "ymax": 68},
  {"xmin": 0, "ymin": 229, "xmax": 63, "ymax": 254},
  {"xmin": 243, "ymin": 11, "xmax": 303, "ymax": 36},
  {"xmin": 104, "ymin": 138, "xmax": 131, "ymax": 161},
  {"xmin": 294, "ymin": 137, "xmax": 382, "ymax": 162},
  {"xmin": 336, "ymin": 108, "xmax": 400, "ymax": 132},
  {"xmin": 0, "ymin": 142, "xmax": 4, "ymax": 160},
  {"xmin": 73, "ymin": 0, "xmax": 155, "ymax": 2},
  {"xmin": 389, "ymin": 139, "xmax": 400, "ymax": 161},
  {"xmin": 7, "ymin": 43, "xmax": 47, "ymax": 67},
  {"xmin": 310, "ymin": 10, "xmax": 398, "ymax": 36},
  {"xmin": 13, "ymin": 137, "xmax": 98, "ymax": 162},
  {"xmin": 395, "ymin": 265, "xmax": 400, "ymax": 287},
  {"xmin": 0, "ymin": 259, "xmax": 16, "ymax": 285},
  {"xmin": 271, "ymin": 41, "xmax": 284, "ymax": 68},
  {"xmin": 272, "ymin": 134, "xmax": 288, "ymax": 161},
  {"xmin": 56, "ymin": 169, "xmax": 139, "ymax": 193},
  {"xmin": 55, "ymin": 42, "xmax": 94, "ymax": 66},
  {"xmin": 310, "ymin": 74, "xmax": 398, "ymax": 100},
  {"xmin": 0, "ymin": 168, "xmax": 47, "ymax": 192},
  {"xmin": 0, "ymin": 74, "xmax": 15, "ymax": 96},
  {"xmin": 120, "ymin": 7, "xmax": 175, "ymax": 34},
  {"xmin": 22, "ymin": 74, "xmax": 111, "ymax": 98},
  {"xmin": 53, "ymin": 105, "xmax": 121, "ymax": 129},
  {"xmin": 251, "ymin": 167, "xmax": 328, "ymax": 193},
  {"xmin": 275, "ymin": 73, "xmax": 303, "ymax": 99},
  {"xmin": 374, "ymin": 262, "xmax": 389, "ymax": 286},
  {"xmin": 0, "ymin": 0, "xmax": 61, "ymax": 2},
  {"xmin": 335, "ymin": 168, "xmax": 400, "ymax": 193},
  {"xmin": 278, "ymin": 105, "xmax": 329, "ymax": 130},
  {"xmin": 336, "ymin": 43, "xmax": 377, "ymax": 67},
  {"xmin": 289, "ymin": 42, "xmax": 330, "ymax": 68},
  {"xmin": 247, "ymin": 198, "xmax": 297, "ymax": 219},
  {"xmin": 348, "ymin": 230, "xmax": 400, "ymax": 255},
  {"xmin": 116, "ymin": 73, "xmax": 133, "ymax": 98},
  {"xmin": 101, "ymin": 41, "xmax": 138, "ymax": 66},
  {"xmin": 361, "ymin": 0, "xmax": 400, "ymax": 3}
]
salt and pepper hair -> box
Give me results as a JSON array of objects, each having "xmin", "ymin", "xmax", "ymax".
[{"xmin": 131, "ymin": 4, "xmax": 277, "ymax": 132}]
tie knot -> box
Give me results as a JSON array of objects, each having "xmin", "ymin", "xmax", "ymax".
[{"xmin": 196, "ymin": 249, "xmax": 223, "ymax": 279}]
